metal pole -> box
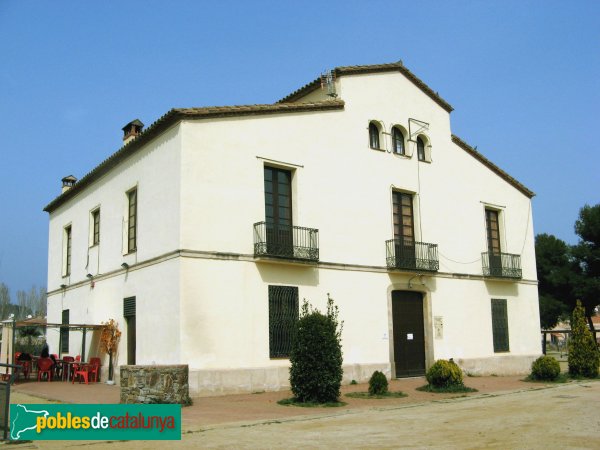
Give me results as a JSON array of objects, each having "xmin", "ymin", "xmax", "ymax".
[
  {"xmin": 81, "ymin": 328, "xmax": 87, "ymax": 362},
  {"xmin": 11, "ymin": 318, "xmax": 16, "ymax": 371},
  {"xmin": 542, "ymin": 331, "xmax": 547, "ymax": 355}
]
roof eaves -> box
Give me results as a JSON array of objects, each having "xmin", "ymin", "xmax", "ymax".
[
  {"xmin": 43, "ymin": 108, "xmax": 182, "ymax": 213},
  {"xmin": 43, "ymin": 100, "xmax": 344, "ymax": 213},
  {"xmin": 451, "ymin": 134, "xmax": 535, "ymax": 198}
]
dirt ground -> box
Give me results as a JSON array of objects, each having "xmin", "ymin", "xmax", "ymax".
[
  {"xmin": 8, "ymin": 376, "xmax": 600, "ymax": 448},
  {"xmin": 181, "ymin": 375, "xmax": 536, "ymax": 429}
]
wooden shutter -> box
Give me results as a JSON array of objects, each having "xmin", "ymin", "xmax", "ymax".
[{"xmin": 123, "ymin": 297, "xmax": 136, "ymax": 318}]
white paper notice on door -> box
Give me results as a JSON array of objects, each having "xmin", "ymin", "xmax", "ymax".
[{"xmin": 407, "ymin": 333, "xmax": 414, "ymax": 340}]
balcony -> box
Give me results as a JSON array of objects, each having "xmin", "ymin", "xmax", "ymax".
[
  {"xmin": 481, "ymin": 252, "xmax": 522, "ymax": 279},
  {"xmin": 253, "ymin": 222, "xmax": 319, "ymax": 262},
  {"xmin": 385, "ymin": 239, "xmax": 439, "ymax": 272}
]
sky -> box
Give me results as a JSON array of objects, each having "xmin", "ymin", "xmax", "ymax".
[{"xmin": 0, "ymin": 1, "xmax": 598, "ymax": 295}]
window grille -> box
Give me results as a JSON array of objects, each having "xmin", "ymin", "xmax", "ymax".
[
  {"xmin": 491, "ymin": 299, "xmax": 509, "ymax": 352},
  {"xmin": 268, "ymin": 286, "xmax": 299, "ymax": 358}
]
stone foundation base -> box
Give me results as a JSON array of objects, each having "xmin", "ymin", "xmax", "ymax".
[
  {"xmin": 120, "ymin": 365, "xmax": 191, "ymax": 404},
  {"xmin": 455, "ymin": 354, "xmax": 540, "ymax": 376},
  {"xmin": 188, "ymin": 363, "xmax": 391, "ymax": 397}
]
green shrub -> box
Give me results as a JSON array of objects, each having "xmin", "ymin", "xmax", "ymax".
[
  {"xmin": 426, "ymin": 359, "xmax": 463, "ymax": 388},
  {"xmin": 530, "ymin": 355, "xmax": 561, "ymax": 380},
  {"xmin": 368, "ymin": 371, "xmax": 388, "ymax": 396},
  {"xmin": 289, "ymin": 295, "xmax": 343, "ymax": 403},
  {"xmin": 568, "ymin": 301, "xmax": 600, "ymax": 378}
]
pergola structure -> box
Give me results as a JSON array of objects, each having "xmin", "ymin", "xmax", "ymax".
[{"xmin": 1, "ymin": 318, "xmax": 103, "ymax": 369}]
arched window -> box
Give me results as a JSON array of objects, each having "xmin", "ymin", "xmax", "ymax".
[
  {"xmin": 392, "ymin": 127, "xmax": 405, "ymax": 155},
  {"xmin": 417, "ymin": 136, "xmax": 425, "ymax": 161},
  {"xmin": 369, "ymin": 122, "xmax": 380, "ymax": 149}
]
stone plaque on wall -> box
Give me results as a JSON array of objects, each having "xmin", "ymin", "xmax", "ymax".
[{"xmin": 434, "ymin": 316, "xmax": 443, "ymax": 339}]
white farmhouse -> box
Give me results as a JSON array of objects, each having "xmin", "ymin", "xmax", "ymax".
[{"xmin": 44, "ymin": 62, "xmax": 541, "ymax": 396}]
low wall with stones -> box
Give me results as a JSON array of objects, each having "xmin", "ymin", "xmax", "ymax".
[{"xmin": 120, "ymin": 365, "xmax": 191, "ymax": 405}]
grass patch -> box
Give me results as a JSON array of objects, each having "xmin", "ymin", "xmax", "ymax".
[
  {"xmin": 277, "ymin": 398, "xmax": 347, "ymax": 408},
  {"xmin": 523, "ymin": 373, "xmax": 599, "ymax": 383},
  {"xmin": 345, "ymin": 391, "xmax": 407, "ymax": 399},
  {"xmin": 523, "ymin": 373, "xmax": 569, "ymax": 383},
  {"xmin": 416, "ymin": 384, "xmax": 478, "ymax": 393}
]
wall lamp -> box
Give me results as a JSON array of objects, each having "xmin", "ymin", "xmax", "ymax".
[
  {"xmin": 60, "ymin": 284, "xmax": 67, "ymax": 289},
  {"xmin": 121, "ymin": 262, "xmax": 129, "ymax": 269},
  {"xmin": 86, "ymin": 273, "xmax": 93, "ymax": 279}
]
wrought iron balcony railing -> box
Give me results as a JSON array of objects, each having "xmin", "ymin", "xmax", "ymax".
[
  {"xmin": 481, "ymin": 252, "xmax": 522, "ymax": 279},
  {"xmin": 385, "ymin": 239, "xmax": 439, "ymax": 272},
  {"xmin": 254, "ymin": 222, "xmax": 319, "ymax": 262}
]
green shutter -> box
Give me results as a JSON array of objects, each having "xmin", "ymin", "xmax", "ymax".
[
  {"xmin": 124, "ymin": 297, "xmax": 136, "ymax": 318},
  {"xmin": 491, "ymin": 299, "xmax": 509, "ymax": 352},
  {"xmin": 60, "ymin": 309, "xmax": 70, "ymax": 353},
  {"xmin": 268, "ymin": 286, "xmax": 299, "ymax": 358}
]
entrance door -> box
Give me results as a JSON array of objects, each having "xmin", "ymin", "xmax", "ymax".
[{"xmin": 392, "ymin": 291, "xmax": 425, "ymax": 377}]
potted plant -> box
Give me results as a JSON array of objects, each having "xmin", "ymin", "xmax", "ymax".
[{"xmin": 99, "ymin": 319, "xmax": 121, "ymax": 384}]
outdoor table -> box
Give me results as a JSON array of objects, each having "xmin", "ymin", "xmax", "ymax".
[{"xmin": 58, "ymin": 360, "xmax": 78, "ymax": 381}]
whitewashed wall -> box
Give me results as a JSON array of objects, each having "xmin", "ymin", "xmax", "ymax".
[{"xmin": 45, "ymin": 69, "xmax": 540, "ymax": 393}]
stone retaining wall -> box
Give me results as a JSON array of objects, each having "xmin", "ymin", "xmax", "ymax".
[{"xmin": 120, "ymin": 365, "xmax": 191, "ymax": 404}]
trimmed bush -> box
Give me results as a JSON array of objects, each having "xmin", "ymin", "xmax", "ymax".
[
  {"xmin": 530, "ymin": 355, "xmax": 561, "ymax": 380},
  {"xmin": 368, "ymin": 371, "xmax": 388, "ymax": 396},
  {"xmin": 426, "ymin": 359, "xmax": 463, "ymax": 388},
  {"xmin": 568, "ymin": 300, "xmax": 600, "ymax": 378},
  {"xmin": 289, "ymin": 295, "xmax": 343, "ymax": 403}
]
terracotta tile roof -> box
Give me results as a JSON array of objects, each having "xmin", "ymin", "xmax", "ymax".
[
  {"xmin": 278, "ymin": 62, "xmax": 454, "ymax": 113},
  {"xmin": 451, "ymin": 135, "xmax": 535, "ymax": 198},
  {"xmin": 43, "ymin": 100, "xmax": 345, "ymax": 213}
]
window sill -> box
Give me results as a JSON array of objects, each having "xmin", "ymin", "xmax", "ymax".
[
  {"xmin": 125, "ymin": 250, "xmax": 137, "ymax": 255},
  {"xmin": 393, "ymin": 152, "xmax": 411, "ymax": 159},
  {"xmin": 369, "ymin": 146, "xmax": 386, "ymax": 152},
  {"xmin": 89, "ymin": 244, "xmax": 99, "ymax": 249},
  {"xmin": 418, "ymin": 159, "xmax": 432, "ymax": 164}
]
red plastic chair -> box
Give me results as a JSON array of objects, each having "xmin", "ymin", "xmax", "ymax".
[
  {"xmin": 88, "ymin": 357, "xmax": 101, "ymax": 382},
  {"xmin": 37, "ymin": 358, "xmax": 53, "ymax": 382},
  {"xmin": 16, "ymin": 360, "xmax": 31, "ymax": 379},
  {"xmin": 73, "ymin": 364, "xmax": 90, "ymax": 384}
]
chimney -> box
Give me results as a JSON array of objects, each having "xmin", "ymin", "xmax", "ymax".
[
  {"xmin": 61, "ymin": 175, "xmax": 77, "ymax": 193},
  {"xmin": 122, "ymin": 119, "xmax": 144, "ymax": 145}
]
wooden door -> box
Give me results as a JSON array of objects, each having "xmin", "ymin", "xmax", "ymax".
[
  {"xmin": 264, "ymin": 166, "xmax": 293, "ymax": 257},
  {"xmin": 393, "ymin": 192, "xmax": 416, "ymax": 268},
  {"xmin": 392, "ymin": 291, "xmax": 425, "ymax": 377},
  {"xmin": 486, "ymin": 209, "xmax": 502, "ymax": 276}
]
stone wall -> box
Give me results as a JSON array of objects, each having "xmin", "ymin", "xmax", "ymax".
[{"xmin": 120, "ymin": 365, "xmax": 191, "ymax": 404}]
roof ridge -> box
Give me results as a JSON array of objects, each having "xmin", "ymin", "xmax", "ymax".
[{"xmin": 277, "ymin": 62, "xmax": 453, "ymax": 112}]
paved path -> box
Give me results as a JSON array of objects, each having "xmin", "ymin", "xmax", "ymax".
[{"xmin": 8, "ymin": 381, "xmax": 600, "ymax": 449}]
